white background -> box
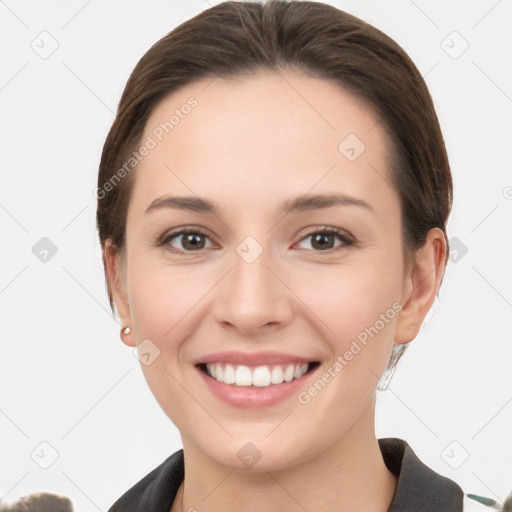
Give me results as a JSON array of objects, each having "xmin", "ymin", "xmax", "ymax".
[{"xmin": 1, "ymin": 0, "xmax": 511, "ymax": 510}]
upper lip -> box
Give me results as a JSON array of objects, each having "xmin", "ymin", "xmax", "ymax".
[{"xmin": 194, "ymin": 351, "xmax": 317, "ymax": 367}]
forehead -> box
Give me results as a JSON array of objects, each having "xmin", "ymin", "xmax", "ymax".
[{"xmin": 131, "ymin": 70, "xmax": 397, "ymax": 216}]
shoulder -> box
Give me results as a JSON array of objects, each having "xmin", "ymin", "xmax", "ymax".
[
  {"xmin": 379, "ymin": 438, "xmax": 505, "ymax": 512},
  {"xmin": 107, "ymin": 449, "xmax": 184, "ymax": 512}
]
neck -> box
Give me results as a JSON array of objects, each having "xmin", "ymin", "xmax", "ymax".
[{"xmin": 173, "ymin": 398, "xmax": 397, "ymax": 512}]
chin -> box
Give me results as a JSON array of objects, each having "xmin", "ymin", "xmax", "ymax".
[{"xmin": 190, "ymin": 430, "xmax": 319, "ymax": 474}]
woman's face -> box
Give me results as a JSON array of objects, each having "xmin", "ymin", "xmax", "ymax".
[{"xmin": 115, "ymin": 71, "xmax": 414, "ymax": 470}]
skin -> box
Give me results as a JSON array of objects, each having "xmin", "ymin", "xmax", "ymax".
[{"xmin": 104, "ymin": 70, "xmax": 447, "ymax": 512}]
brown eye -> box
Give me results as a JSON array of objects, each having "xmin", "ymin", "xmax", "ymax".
[
  {"xmin": 297, "ymin": 228, "xmax": 354, "ymax": 252},
  {"xmin": 161, "ymin": 230, "xmax": 212, "ymax": 253}
]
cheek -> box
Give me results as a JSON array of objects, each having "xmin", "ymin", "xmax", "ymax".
[
  {"xmin": 125, "ymin": 263, "xmax": 206, "ymax": 421},
  {"xmin": 128, "ymin": 263, "xmax": 201, "ymax": 341},
  {"xmin": 294, "ymin": 260, "xmax": 402, "ymax": 336},
  {"xmin": 126, "ymin": 258, "xmax": 223, "ymax": 378},
  {"xmin": 289, "ymin": 256, "xmax": 403, "ymax": 391}
]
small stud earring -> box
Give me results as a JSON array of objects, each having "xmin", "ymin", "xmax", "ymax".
[{"xmin": 120, "ymin": 326, "xmax": 131, "ymax": 338}]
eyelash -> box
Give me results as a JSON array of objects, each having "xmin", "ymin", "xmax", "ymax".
[{"xmin": 157, "ymin": 226, "xmax": 355, "ymax": 254}]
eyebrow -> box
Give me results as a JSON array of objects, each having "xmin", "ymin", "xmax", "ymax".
[{"xmin": 145, "ymin": 193, "xmax": 374, "ymax": 216}]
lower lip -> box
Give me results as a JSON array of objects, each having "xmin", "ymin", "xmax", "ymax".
[{"xmin": 197, "ymin": 366, "xmax": 317, "ymax": 408}]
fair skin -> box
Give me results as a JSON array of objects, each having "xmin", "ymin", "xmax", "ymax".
[{"xmin": 104, "ymin": 71, "xmax": 446, "ymax": 512}]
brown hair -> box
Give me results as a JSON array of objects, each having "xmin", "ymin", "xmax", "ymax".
[
  {"xmin": 96, "ymin": 0, "xmax": 452, "ymax": 379},
  {"xmin": 4, "ymin": 493, "xmax": 74, "ymax": 512}
]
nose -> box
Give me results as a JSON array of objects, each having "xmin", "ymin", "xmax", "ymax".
[{"xmin": 212, "ymin": 242, "xmax": 293, "ymax": 336}]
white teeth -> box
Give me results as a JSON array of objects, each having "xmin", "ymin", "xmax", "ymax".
[
  {"xmin": 270, "ymin": 366, "xmax": 284, "ymax": 384},
  {"xmin": 283, "ymin": 365, "xmax": 295, "ymax": 382},
  {"xmin": 223, "ymin": 364, "xmax": 235, "ymax": 384},
  {"xmin": 204, "ymin": 362, "xmax": 311, "ymax": 388},
  {"xmin": 252, "ymin": 366, "xmax": 271, "ymax": 387},
  {"xmin": 207, "ymin": 363, "xmax": 216, "ymax": 378},
  {"xmin": 235, "ymin": 365, "xmax": 252, "ymax": 386}
]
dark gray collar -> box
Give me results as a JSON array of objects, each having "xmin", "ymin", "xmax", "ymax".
[{"xmin": 379, "ymin": 437, "xmax": 463, "ymax": 511}]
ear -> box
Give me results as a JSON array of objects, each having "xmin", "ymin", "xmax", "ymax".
[
  {"xmin": 394, "ymin": 227, "xmax": 447, "ymax": 344},
  {"xmin": 103, "ymin": 239, "xmax": 135, "ymax": 347}
]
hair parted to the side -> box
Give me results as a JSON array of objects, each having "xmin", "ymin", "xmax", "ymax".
[{"xmin": 96, "ymin": 0, "xmax": 453, "ymax": 381}]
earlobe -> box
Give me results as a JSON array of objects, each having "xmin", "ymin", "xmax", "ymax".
[
  {"xmin": 103, "ymin": 240, "xmax": 135, "ymax": 347},
  {"xmin": 394, "ymin": 228, "xmax": 447, "ymax": 345}
]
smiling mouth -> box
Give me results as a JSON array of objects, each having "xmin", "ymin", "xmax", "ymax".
[{"xmin": 197, "ymin": 362, "xmax": 320, "ymax": 388}]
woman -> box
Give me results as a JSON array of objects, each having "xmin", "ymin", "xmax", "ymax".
[{"xmin": 96, "ymin": 1, "xmax": 498, "ymax": 510}]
